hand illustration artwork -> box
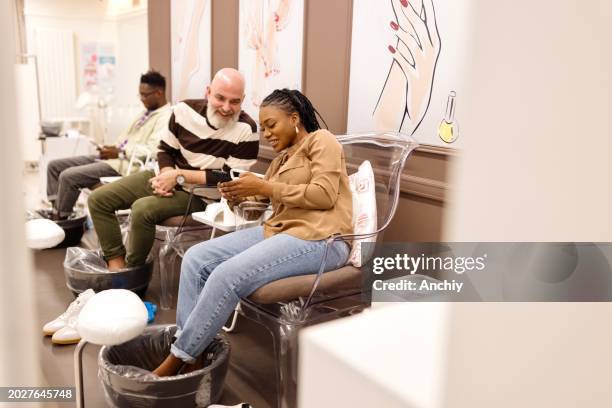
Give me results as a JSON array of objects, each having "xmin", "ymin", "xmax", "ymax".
[
  {"xmin": 244, "ymin": 0, "xmax": 265, "ymax": 105},
  {"xmin": 273, "ymin": 0, "xmax": 292, "ymax": 31},
  {"xmin": 244, "ymin": 0, "xmax": 293, "ymax": 107},
  {"xmin": 176, "ymin": 0, "xmax": 209, "ymax": 101},
  {"xmin": 373, "ymin": 0, "xmax": 441, "ymax": 135}
]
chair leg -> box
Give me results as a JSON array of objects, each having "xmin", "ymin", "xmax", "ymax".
[
  {"xmin": 159, "ymin": 240, "xmax": 180, "ymax": 311},
  {"xmin": 73, "ymin": 339, "xmax": 88, "ymax": 408},
  {"xmin": 223, "ymin": 304, "xmax": 241, "ymax": 332},
  {"xmin": 157, "ymin": 226, "xmax": 213, "ymax": 310},
  {"xmin": 269, "ymin": 321, "xmax": 300, "ymax": 408}
]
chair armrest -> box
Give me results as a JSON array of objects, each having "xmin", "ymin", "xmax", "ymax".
[
  {"xmin": 300, "ymin": 223, "xmax": 391, "ymax": 315},
  {"xmin": 187, "ymin": 183, "xmax": 211, "ymax": 194},
  {"xmin": 175, "ymin": 183, "xmax": 215, "ymax": 235}
]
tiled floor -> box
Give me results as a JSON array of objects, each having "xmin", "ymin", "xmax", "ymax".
[{"xmin": 24, "ymin": 169, "xmax": 277, "ymax": 408}]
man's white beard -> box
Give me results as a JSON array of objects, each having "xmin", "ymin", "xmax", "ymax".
[{"xmin": 207, "ymin": 103, "xmax": 240, "ymax": 129}]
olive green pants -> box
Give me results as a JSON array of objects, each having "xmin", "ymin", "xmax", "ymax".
[{"xmin": 88, "ymin": 170, "xmax": 207, "ymax": 267}]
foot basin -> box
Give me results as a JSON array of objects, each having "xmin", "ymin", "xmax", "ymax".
[
  {"xmin": 30, "ymin": 210, "xmax": 87, "ymax": 248},
  {"xmin": 99, "ymin": 325, "xmax": 230, "ymax": 407},
  {"xmin": 55, "ymin": 215, "xmax": 87, "ymax": 247},
  {"xmin": 63, "ymin": 247, "xmax": 153, "ymax": 297}
]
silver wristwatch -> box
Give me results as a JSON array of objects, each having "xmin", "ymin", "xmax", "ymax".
[{"xmin": 176, "ymin": 170, "xmax": 186, "ymax": 186}]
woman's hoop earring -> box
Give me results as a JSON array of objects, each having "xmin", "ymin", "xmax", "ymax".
[{"xmin": 295, "ymin": 126, "xmax": 299, "ymax": 135}]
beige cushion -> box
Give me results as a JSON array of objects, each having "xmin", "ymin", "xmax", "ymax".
[
  {"xmin": 248, "ymin": 265, "xmax": 362, "ymax": 304},
  {"xmin": 347, "ymin": 160, "xmax": 377, "ymax": 267}
]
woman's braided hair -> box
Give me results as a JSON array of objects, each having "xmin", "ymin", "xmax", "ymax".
[{"xmin": 260, "ymin": 89, "xmax": 328, "ymax": 133}]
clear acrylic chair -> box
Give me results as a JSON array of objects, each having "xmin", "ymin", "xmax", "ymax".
[
  {"xmin": 234, "ymin": 201, "xmax": 271, "ymax": 229},
  {"xmin": 124, "ymin": 144, "xmax": 153, "ymax": 176},
  {"xmin": 222, "ymin": 200, "xmax": 272, "ymax": 331},
  {"xmin": 235, "ymin": 132, "xmax": 418, "ymax": 408},
  {"xmin": 158, "ymin": 199, "xmax": 271, "ymax": 312},
  {"xmin": 155, "ymin": 185, "xmax": 216, "ymax": 310}
]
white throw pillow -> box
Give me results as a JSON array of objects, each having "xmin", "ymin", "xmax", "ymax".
[
  {"xmin": 77, "ymin": 289, "xmax": 148, "ymax": 346},
  {"xmin": 347, "ymin": 160, "xmax": 378, "ymax": 267},
  {"xmin": 25, "ymin": 219, "xmax": 65, "ymax": 249}
]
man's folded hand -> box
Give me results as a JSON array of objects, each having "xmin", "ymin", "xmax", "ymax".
[{"xmin": 99, "ymin": 145, "xmax": 120, "ymax": 160}]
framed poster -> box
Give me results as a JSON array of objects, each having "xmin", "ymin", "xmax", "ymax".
[
  {"xmin": 239, "ymin": 0, "xmax": 304, "ymax": 126},
  {"xmin": 171, "ymin": 0, "xmax": 212, "ymax": 102},
  {"xmin": 81, "ymin": 42, "xmax": 115, "ymax": 91},
  {"xmin": 347, "ymin": 0, "xmax": 473, "ymax": 147}
]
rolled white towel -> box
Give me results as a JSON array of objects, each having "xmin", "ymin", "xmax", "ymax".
[
  {"xmin": 77, "ymin": 289, "xmax": 148, "ymax": 346},
  {"xmin": 25, "ymin": 218, "xmax": 65, "ymax": 249}
]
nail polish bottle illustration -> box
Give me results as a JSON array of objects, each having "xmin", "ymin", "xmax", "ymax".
[{"xmin": 438, "ymin": 91, "xmax": 459, "ymax": 143}]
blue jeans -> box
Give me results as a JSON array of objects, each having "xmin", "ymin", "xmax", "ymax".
[{"xmin": 171, "ymin": 226, "xmax": 350, "ymax": 363}]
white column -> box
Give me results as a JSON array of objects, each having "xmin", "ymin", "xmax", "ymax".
[
  {"xmin": 0, "ymin": 0, "xmax": 39, "ymax": 387},
  {"xmin": 445, "ymin": 0, "xmax": 612, "ymax": 241}
]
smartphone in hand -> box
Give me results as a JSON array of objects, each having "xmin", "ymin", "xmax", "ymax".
[{"xmin": 230, "ymin": 168, "xmax": 265, "ymax": 180}]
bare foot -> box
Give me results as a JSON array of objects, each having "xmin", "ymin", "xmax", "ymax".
[
  {"xmin": 152, "ymin": 354, "xmax": 184, "ymax": 377},
  {"xmin": 178, "ymin": 352, "xmax": 207, "ymax": 375},
  {"xmin": 107, "ymin": 256, "xmax": 127, "ymax": 272}
]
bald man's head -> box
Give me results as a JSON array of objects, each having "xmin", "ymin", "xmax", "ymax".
[
  {"xmin": 211, "ymin": 68, "xmax": 245, "ymax": 93},
  {"xmin": 206, "ymin": 68, "xmax": 246, "ymax": 128}
]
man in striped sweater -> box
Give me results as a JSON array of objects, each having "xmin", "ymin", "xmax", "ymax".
[{"xmin": 88, "ymin": 68, "xmax": 258, "ymax": 270}]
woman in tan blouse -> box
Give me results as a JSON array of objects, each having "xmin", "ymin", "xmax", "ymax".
[{"xmin": 153, "ymin": 89, "xmax": 353, "ymax": 376}]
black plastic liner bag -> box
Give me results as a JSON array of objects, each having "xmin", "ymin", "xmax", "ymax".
[{"xmin": 98, "ymin": 324, "xmax": 230, "ymax": 408}]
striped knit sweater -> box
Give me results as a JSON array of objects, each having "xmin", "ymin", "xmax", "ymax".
[{"xmin": 157, "ymin": 99, "xmax": 258, "ymax": 185}]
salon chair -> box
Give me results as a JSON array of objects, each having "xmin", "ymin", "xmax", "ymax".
[
  {"xmin": 154, "ymin": 185, "xmax": 223, "ymax": 310},
  {"xmin": 235, "ymin": 132, "xmax": 418, "ymax": 408}
]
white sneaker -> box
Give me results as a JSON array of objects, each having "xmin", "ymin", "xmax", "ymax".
[
  {"xmin": 51, "ymin": 319, "xmax": 81, "ymax": 345},
  {"xmin": 43, "ymin": 289, "xmax": 95, "ymax": 336}
]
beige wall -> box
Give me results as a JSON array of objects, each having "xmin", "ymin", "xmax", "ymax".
[
  {"xmin": 211, "ymin": 0, "xmax": 239, "ymax": 72},
  {"xmin": 147, "ymin": 0, "xmax": 171, "ymax": 99},
  {"xmin": 302, "ymin": 0, "xmax": 353, "ymax": 134},
  {"xmin": 148, "ymin": 0, "xmax": 451, "ymax": 241}
]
